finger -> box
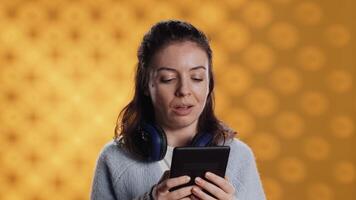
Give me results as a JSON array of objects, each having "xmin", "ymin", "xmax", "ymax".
[
  {"xmin": 194, "ymin": 177, "xmax": 225, "ymax": 199},
  {"xmin": 192, "ymin": 186, "xmax": 216, "ymax": 200},
  {"xmin": 158, "ymin": 175, "xmax": 191, "ymax": 192},
  {"xmin": 205, "ymin": 172, "xmax": 235, "ymax": 194},
  {"xmin": 190, "ymin": 194, "xmax": 201, "ymax": 200},
  {"xmin": 169, "ymin": 186, "xmax": 194, "ymax": 199}
]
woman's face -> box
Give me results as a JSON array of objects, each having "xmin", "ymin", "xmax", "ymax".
[{"xmin": 148, "ymin": 41, "xmax": 210, "ymax": 131}]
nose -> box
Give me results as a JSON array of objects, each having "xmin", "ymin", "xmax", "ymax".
[{"xmin": 175, "ymin": 78, "xmax": 191, "ymax": 97}]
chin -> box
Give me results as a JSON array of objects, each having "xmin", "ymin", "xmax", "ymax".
[{"xmin": 169, "ymin": 116, "xmax": 198, "ymax": 129}]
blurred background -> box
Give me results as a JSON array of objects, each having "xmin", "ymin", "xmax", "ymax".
[{"xmin": 0, "ymin": 0, "xmax": 355, "ymax": 199}]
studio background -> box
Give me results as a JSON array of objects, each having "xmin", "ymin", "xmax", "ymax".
[{"xmin": 0, "ymin": 0, "xmax": 354, "ymax": 199}]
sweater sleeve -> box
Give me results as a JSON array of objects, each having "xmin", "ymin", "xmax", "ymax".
[
  {"xmin": 90, "ymin": 142, "xmax": 159, "ymax": 200},
  {"xmin": 90, "ymin": 149, "xmax": 118, "ymax": 200},
  {"xmin": 132, "ymin": 186, "xmax": 154, "ymax": 200},
  {"xmin": 238, "ymin": 143, "xmax": 266, "ymax": 200}
]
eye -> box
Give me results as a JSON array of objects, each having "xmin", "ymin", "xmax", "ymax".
[
  {"xmin": 160, "ymin": 78, "xmax": 176, "ymax": 83},
  {"xmin": 192, "ymin": 77, "xmax": 204, "ymax": 82}
]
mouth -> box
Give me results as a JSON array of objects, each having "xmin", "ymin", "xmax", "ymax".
[
  {"xmin": 174, "ymin": 105, "xmax": 194, "ymax": 109},
  {"xmin": 172, "ymin": 104, "xmax": 194, "ymax": 116}
]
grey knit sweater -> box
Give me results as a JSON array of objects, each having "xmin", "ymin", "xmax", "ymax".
[{"xmin": 90, "ymin": 138, "xmax": 266, "ymax": 200}]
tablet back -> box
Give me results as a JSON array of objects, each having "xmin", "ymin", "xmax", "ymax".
[{"xmin": 169, "ymin": 146, "xmax": 230, "ymax": 192}]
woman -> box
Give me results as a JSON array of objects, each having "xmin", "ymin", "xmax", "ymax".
[{"xmin": 91, "ymin": 20, "xmax": 266, "ymax": 200}]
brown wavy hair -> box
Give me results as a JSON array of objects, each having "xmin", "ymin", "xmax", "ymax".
[{"xmin": 114, "ymin": 20, "xmax": 236, "ymax": 159}]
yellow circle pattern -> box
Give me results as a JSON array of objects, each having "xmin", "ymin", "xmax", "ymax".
[{"xmin": 0, "ymin": 0, "xmax": 355, "ymax": 199}]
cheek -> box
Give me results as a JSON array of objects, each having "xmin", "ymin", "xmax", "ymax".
[
  {"xmin": 193, "ymin": 82, "xmax": 209, "ymax": 103},
  {"xmin": 149, "ymin": 84, "xmax": 173, "ymax": 107}
]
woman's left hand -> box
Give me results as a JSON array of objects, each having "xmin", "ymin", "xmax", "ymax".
[{"xmin": 191, "ymin": 172, "xmax": 235, "ymax": 200}]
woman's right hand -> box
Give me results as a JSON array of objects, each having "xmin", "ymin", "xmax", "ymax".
[{"xmin": 152, "ymin": 171, "xmax": 194, "ymax": 200}]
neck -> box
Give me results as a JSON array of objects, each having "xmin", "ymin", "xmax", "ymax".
[{"xmin": 162, "ymin": 121, "xmax": 198, "ymax": 147}]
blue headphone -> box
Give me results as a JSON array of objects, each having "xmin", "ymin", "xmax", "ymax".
[{"xmin": 137, "ymin": 122, "xmax": 214, "ymax": 162}]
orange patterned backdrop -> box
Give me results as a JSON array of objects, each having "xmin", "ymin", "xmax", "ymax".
[{"xmin": 0, "ymin": 0, "xmax": 354, "ymax": 199}]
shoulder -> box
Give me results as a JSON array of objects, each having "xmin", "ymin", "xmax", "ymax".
[
  {"xmin": 95, "ymin": 140, "xmax": 140, "ymax": 178},
  {"xmin": 225, "ymin": 137, "xmax": 256, "ymax": 166},
  {"xmin": 97, "ymin": 139, "xmax": 138, "ymax": 163},
  {"xmin": 224, "ymin": 138, "xmax": 266, "ymax": 199},
  {"xmin": 97, "ymin": 140, "xmax": 123, "ymax": 161}
]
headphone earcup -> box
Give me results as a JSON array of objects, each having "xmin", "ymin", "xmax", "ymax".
[
  {"xmin": 190, "ymin": 132, "xmax": 214, "ymax": 147},
  {"xmin": 140, "ymin": 122, "xmax": 167, "ymax": 161}
]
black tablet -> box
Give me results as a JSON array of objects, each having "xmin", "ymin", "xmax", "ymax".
[{"xmin": 169, "ymin": 146, "xmax": 230, "ymax": 192}]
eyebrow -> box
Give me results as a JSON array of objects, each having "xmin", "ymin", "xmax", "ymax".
[{"xmin": 156, "ymin": 66, "xmax": 207, "ymax": 72}]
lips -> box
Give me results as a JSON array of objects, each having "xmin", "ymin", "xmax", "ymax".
[
  {"xmin": 172, "ymin": 104, "xmax": 194, "ymax": 116},
  {"xmin": 174, "ymin": 105, "xmax": 193, "ymax": 109}
]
